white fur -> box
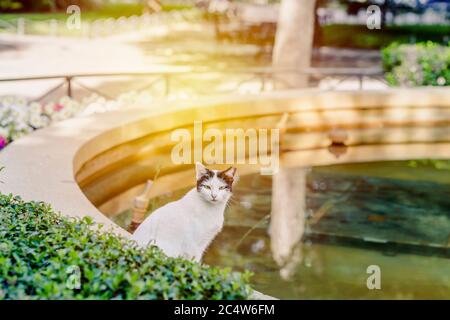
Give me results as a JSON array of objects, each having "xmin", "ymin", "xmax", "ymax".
[{"xmin": 132, "ymin": 163, "xmax": 236, "ymax": 262}]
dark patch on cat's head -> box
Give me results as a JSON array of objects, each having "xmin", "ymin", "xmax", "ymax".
[
  {"xmin": 217, "ymin": 167, "xmax": 237, "ymax": 191},
  {"xmin": 196, "ymin": 168, "xmax": 214, "ymax": 191}
]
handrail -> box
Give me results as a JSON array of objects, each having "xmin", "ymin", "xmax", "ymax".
[
  {"xmin": 0, "ymin": 67, "xmax": 386, "ymax": 100},
  {"xmin": 0, "ymin": 67, "xmax": 384, "ymax": 82}
]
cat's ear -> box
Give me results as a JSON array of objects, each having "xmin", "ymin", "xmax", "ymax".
[
  {"xmin": 195, "ymin": 162, "xmax": 209, "ymax": 180},
  {"xmin": 220, "ymin": 166, "xmax": 238, "ymax": 182}
]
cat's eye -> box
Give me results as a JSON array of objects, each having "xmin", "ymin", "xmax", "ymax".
[
  {"xmin": 219, "ymin": 186, "xmax": 227, "ymax": 190},
  {"xmin": 203, "ymin": 185, "xmax": 211, "ymax": 190}
]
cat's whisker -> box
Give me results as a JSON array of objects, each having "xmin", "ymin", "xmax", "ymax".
[{"xmin": 225, "ymin": 200, "xmax": 234, "ymax": 210}]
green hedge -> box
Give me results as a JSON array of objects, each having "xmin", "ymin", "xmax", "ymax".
[
  {"xmin": 382, "ymin": 42, "xmax": 450, "ymax": 87},
  {"xmin": 0, "ymin": 194, "xmax": 251, "ymax": 300},
  {"xmin": 320, "ymin": 24, "xmax": 450, "ymax": 50}
]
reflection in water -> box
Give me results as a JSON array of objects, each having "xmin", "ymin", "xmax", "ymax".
[
  {"xmin": 270, "ymin": 167, "xmax": 307, "ymax": 280},
  {"xmin": 209, "ymin": 161, "xmax": 450, "ymax": 299},
  {"xmin": 114, "ymin": 160, "xmax": 450, "ymax": 299},
  {"xmin": 327, "ymin": 144, "xmax": 348, "ymax": 158}
]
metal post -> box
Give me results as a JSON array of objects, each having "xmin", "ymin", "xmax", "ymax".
[
  {"xmin": 164, "ymin": 74, "xmax": 170, "ymax": 97},
  {"xmin": 260, "ymin": 72, "xmax": 266, "ymax": 92},
  {"xmin": 66, "ymin": 77, "xmax": 72, "ymax": 97},
  {"xmin": 17, "ymin": 18, "xmax": 25, "ymax": 36},
  {"xmin": 50, "ymin": 19, "xmax": 57, "ymax": 37}
]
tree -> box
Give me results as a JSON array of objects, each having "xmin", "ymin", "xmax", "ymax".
[
  {"xmin": 270, "ymin": 1, "xmax": 317, "ymax": 278},
  {"xmin": 272, "ymin": 0, "xmax": 317, "ymax": 88}
]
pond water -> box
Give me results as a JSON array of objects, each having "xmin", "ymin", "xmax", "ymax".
[{"xmin": 114, "ymin": 160, "xmax": 450, "ymax": 299}]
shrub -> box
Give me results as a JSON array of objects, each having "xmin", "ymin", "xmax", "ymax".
[
  {"xmin": 0, "ymin": 0, "xmax": 97, "ymax": 13},
  {"xmin": 382, "ymin": 42, "xmax": 450, "ymax": 87},
  {"xmin": 320, "ymin": 24, "xmax": 450, "ymax": 50},
  {"xmin": 0, "ymin": 194, "xmax": 251, "ymax": 300},
  {"xmin": 408, "ymin": 159, "xmax": 450, "ymax": 171}
]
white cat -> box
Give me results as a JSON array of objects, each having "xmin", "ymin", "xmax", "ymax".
[{"xmin": 132, "ymin": 163, "xmax": 237, "ymax": 262}]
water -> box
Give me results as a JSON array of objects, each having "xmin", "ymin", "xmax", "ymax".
[{"xmin": 114, "ymin": 160, "xmax": 450, "ymax": 299}]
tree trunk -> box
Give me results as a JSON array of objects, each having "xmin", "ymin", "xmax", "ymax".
[
  {"xmin": 270, "ymin": 167, "xmax": 306, "ymax": 279},
  {"xmin": 272, "ymin": 0, "xmax": 317, "ymax": 88},
  {"xmin": 269, "ymin": 0, "xmax": 316, "ymax": 279}
]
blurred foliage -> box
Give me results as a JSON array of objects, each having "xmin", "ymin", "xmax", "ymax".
[
  {"xmin": 0, "ymin": 0, "xmax": 191, "ymax": 14},
  {"xmin": 408, "ymin": 159, "xmax": 450, "ymax": 171},
  {"xmin": 320, "ymin": 24, "xmax": 450, "ymax": 49},
  {"xmin": 0, "ymin": 0, "xmax": 22, "ymax": 11},
  {"xmin": 0, "ymin": 0, "xmax": 97, "ymax": 12},
  {"xmin": 382, "ymin": 41, "xmax": 450, "ymax": 86},
  {"xmin": 0, "ymin": 193, "xmax": 251, "ymax": 299}
]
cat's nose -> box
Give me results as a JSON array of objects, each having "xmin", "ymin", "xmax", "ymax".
[{"xmin": 211, "ymin": 194, "xmax": 217, "ymax": 201}]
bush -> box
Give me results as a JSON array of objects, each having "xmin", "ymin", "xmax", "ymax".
[
  {"xmin": 382, "ymin": 42, "xmax": 450, "ymax": 87},
  {"xmin": 0, "ymin": 194, "xmax": 251, "ymax": 300},
  {"xmin": 320, "ymin": 24, "xmax": 450, "ymax": 50},
  {"xmin": 0, "ymin": 0, "xmax": 97, "ymax": 13}
]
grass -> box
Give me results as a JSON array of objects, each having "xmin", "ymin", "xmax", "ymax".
[
  {"xmin": 0, "ymin": 3, "xmax": 193, "ymax": 22},
  {"xmin": 0, "ymin": 3, "xmax": 197, "ymax": 36},
  {"xmin": 1, "ymin": 3, "xmax": 143, "ymax": 22}
]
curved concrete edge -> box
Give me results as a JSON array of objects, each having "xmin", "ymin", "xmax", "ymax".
[
  {"xmin": 250, "ymin": 290, "xmax": 279, "ymax": 300},
  {"xmin": 0, "ymin": 88, "xmax": 449, "ymax": 238}
]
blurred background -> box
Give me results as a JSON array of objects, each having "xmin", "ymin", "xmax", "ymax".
[
  {"xmin": 0, "ymin": 1, "xmax": 449, "ymax": 300},
  {"xmin": 0, "ymin": 0, "xmax": 448, "ymax": 144}
]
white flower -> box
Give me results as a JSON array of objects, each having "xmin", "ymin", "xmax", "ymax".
[
  {"xmin": 0, "ymin": 96, "xmax": 14, "ymax": 108},
  {"xmin": 13, "ymin": 120, "xmax": 29, "ymax": 132},
  {"xmin": 12, "ymin": 110, "xmax": 27, "ymax": 123},
  {"xmin": 437, "ymin": 77, "xmax": 446, "ymax": 86},
  {"xmin": 79, "ymin": 101, "xmax": 105, "ymax": 116},
  {"xmin": 28, "ymin": 102, "xmax": 42, "ymax": 115},
  {"xmin": 59, "ymin": 108, "xmax": 72, "ymax": 120},
  {"xmin": 43, "ymin": 103, "xmax": 55, "ymax": 116},
  {"xmin": 0, "ymin": 127, "xmax": 9, "ymax": 138},
  {"xmin": 50, "ymin": 112, "xmax": 62, "ymax": 121},
  {"xmin": 29, "ymin": 115, "xmax": 49, "ymax": 129},
  {"xmin": 15, "ymin": 97, "xmax": 27, "ymax": 107},
  {"xmin": 1, "ymin": 118, "xmax": 10, "ymax": 127}
]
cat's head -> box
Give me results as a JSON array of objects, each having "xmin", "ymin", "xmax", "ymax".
[{"xmin": 195, "ymin": 162, "xmax": 237, "ymax": 204}]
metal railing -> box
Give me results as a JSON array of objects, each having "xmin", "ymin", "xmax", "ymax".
[{"xmin": 0, "ymin": 67, "xmax": 387, "ymax": 102}]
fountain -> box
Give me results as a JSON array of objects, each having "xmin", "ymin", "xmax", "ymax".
[{"xmin": 1, "ymin": 89, "xmax": 449, "ymax": 299}]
